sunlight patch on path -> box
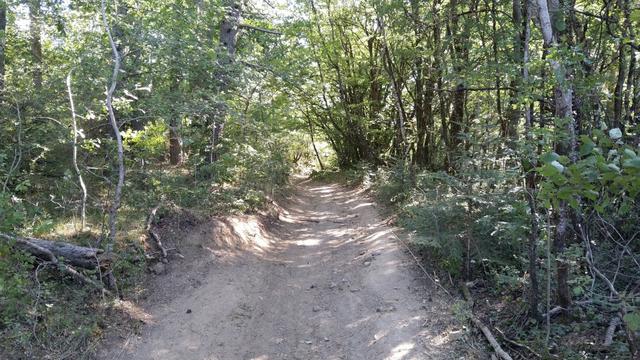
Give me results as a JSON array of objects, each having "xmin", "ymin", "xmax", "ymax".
[{"xmin": 385, "ymin": 342, "xmax": 415, "ymax": 360}]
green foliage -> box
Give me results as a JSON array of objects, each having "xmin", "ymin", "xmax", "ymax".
[
  {"xmin": 123, "ymin": 121, "xmax": 168, "ymax": 161},
  {"xmin": 537, "ymin": 129, "xmax": 640, "ymax": 213},
  {"xmin": 0, "ymin": 244, "xmax": 33, "ymax": 326},
  {"xmin": 0, "ymin": 192, "xmax": 25, "ymax": 233},
  {"xmin": 378, "ymin": 168, "xmax": 530, "ymax": 278}
]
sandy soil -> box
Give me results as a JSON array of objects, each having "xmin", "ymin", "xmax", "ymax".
[{"xmin": 99, "ymin": 180, "xmax": 474, "ymax": 360}]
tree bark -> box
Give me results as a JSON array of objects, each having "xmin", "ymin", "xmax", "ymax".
[
  {"xmin": 536, "ymin": 0, "xmax": 576, "ymax": 310},
  {"xmin": 28, "ymin": 0, "xmax": 42, "ymax": 91},
  {"xmin": 101, "ymin": 0, "xmax": 125, "ymax": 257},
  {"xmin": 613, "ymin": 43, "xmax": 627, "ymax": 131},
  {"xmin": 168, "ymin": 9, "xmax": 183, "ymax": 166},
  {"xmin": 378, "ymin": 16, "xmax": 408, "ymax": 160},
  {"xmin": 209, "ymin": 0, "xmax": 241, "ymax": 163},
  {"xmin": 66, "ymin": 71, "xmax": 88, "ymax": 230},
  {"xmin": 0, "ymin": 233, "xmax": 106, "ymax": 269},
  {"xmin": 446, "ymin": 0, "xmax": 468, "ymax": 172},
  {"xmin": 505, "ymin": 0, "xmax": 523, "ymax": 143},
  {"xmin": 622, "ymin": 0, "xmax": 636, "ymax": 129},
  {"xmin": 490, "ymin": 0, "xmax": 503, "ymax": 134},
  {"xmin": 169, "ymin": 122, "xmax": 183, "ymax": 165},
  {"xmin": 306, "ymin": 114, "xmax": 324, "ymax": 170},
  {"xmin": 0, "ymin": 1, "xmax": 6, "ymax": 94},
  {"xmin": 410, "ymin": 0, "xmax": 435, "ymax": 169},
  {"xmin": 522, "ymin": 0, "xmax": 540, "ymax": 321}
]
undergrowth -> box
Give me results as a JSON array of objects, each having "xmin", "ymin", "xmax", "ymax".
[
  {"xmin": 0, "ymin": 123, "xmax": 304, "ymax": 358},
  {"xmin": 339, "ymin": 162, "xmax": 636, "ymax": 359}
]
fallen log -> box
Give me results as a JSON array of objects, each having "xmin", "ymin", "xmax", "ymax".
[
  {"xmin": 461, "ymin": 282, "xmax": 513, "ymax": 360},
  {"xmin": 0, "ymin": 232, "xmax": 110, "ymax": 294},
  {"xmin": 0, "ymin": 233, "xmax": 105, "ymax": 269}
]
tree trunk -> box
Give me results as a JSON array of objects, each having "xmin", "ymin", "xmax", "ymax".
[
  {"xmin": 307, "ymin": 115, "xmax": 324, "ymax": 170},
  {"xmin": 410, "ymin": 0, "xmax": 429, "ymax": 168},
  {"xmin": 536, "ymin": 0, "xmax": 576, "ymax": 310},
  {"xmin": 219, "ymin": 1, "xmax": 240, "ymax": 59},
  {"xmin": 613, "ymin": 44, "xmax": 627, "ymax": 131},
  {"xmin": 101, "ymin": 0, "xmax": 124, "ymax": 254},
  {"xmin": 0, "ymin": 1, "xmax": 6, "ymax": 94},
  {"xmin": 505, "ymin": 0, "xmax": 523, "ymax": 143},
  {"xmin": 522, "ymin": 0, "xmax": 540, "ymax": 320},
  {"xmin": 622, "ymin": 0, "xmax": 636, "ymax": 129},
  {"xmin": 490, "ymin": 0, "xmax": 503, "ymax": 134},
  {"xmin": 210, "ymin": 0, "xmax": 241, "ymax": 163},
  {"xmin": 28, "ymin": 0, "xmax": 42, "ymax": 91},
  {"xmin": 446, "ymin": 0, "xmax": 468, "ymax": 173},
  {"xmin": 449, "ymin": 82, "xmax": 465, "ymax": 171},
  {"xmin": 378, "ymin": 17, "xmax": 408, "ymax": 160},
  {"xmin": 169, "ymin": 121, "xmax": 183, "ymax": 165},
  {"xmin": 66, "ymin": 72, "xmax": 88, "ymax": 230},
  {"xmin": 210, "ymin": 121, "xmax": 224, "ymax": 163}
]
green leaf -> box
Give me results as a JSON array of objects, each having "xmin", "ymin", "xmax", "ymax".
[
  {"xmin": 572, "ymin": 286, "xmax": 584, "ymax": 296},
  {"xmin": 540, "ymin": 152, "xmax": 560, "ymax": 164},
  {"xmin": 607, "ymin": 163, "xmax": 621, "ymax": 172},
  {"xmin": 623, "ymin": 157, "xmax": 640, "ymax": 169},
  {"xmin": 579, "ymin": 141, "xmax": 595, "ymax": 156},
  {"xmin": 624, "ymin": 312, "xmax": 640, "ymax": 332},
  {"xmin": 557, "ymin": 187, "xmax": 573, "ymax": 200},
  {"xmin": 623, "ymin": 148, "xmax": 636, "ymax": 158},
  {"xmin": 583, "ymin": 190, "xmax": 599, "ymax": 200}
]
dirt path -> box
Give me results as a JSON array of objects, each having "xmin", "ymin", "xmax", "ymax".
[{"xmin": 101, "ymin": 180, "xmax": 470, "ymax": 360}]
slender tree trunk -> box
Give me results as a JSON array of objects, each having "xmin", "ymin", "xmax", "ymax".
[
  {"xmin": 0, "ymin": 1, "xmax": 6, "ymax": 95},
  {"xmin": 306, "ymin": 114, "xmax": 324, "ymax": 170},
  {"xmin": 505, "ymin": 0, "xmax": 523, "ymax": 143},
  {"xmin": 447, "ymin": 0, "xmax": 468, "ymax": 173},
  {"xmin": 433, "ymin": 3, "xmax": 449, "ymax": 171},
  {"xmin": 449, "ymin": 82, "xmax": 465, "ymax": 171},
  {"xmin": 522, "ymin": 0, "xmax": 540, "ymax": 320},
  {"xmin": 210, "ymin": 0, "xmax": 241, "ymax": 163},
  {"xmin": 101, "ymin": 0, "xmax": 124, "ymax": 267},
  {"xmin": 169, "ymin": 122, "xmax": 182, "ymax": 165},
  {"xmin": 28, "ymin": 0, "xmax": 42, "ymax": 91},
  {"xmin": 378, "ymin": 17, "xmax": 408, "ymax": 160},
  {"xmin": 167, "ymin": 3, "xmax": 183, "ymax": 166},
  {"xmin": 410, "ymin": 0, "xmax": 428, "ymax": 167},
  {"xmin": 490, "ymin": 0, "xmax": 503, "ymax": 131},
  {"xmin": 66, "ymin": 72, "xmax": 88, "ymax": 230},
  {"xmin": 536, "ymin": 0, "xmax": 576, "ymax": 310},
  {"xmin": 414, "ymin": 58, "xmax": 427, "ymax": 166},
  {"xmin": 3, "ymin": 100, "xmax": 22, "ymax": 192},
  {"xmin": 624, "ymin": 52, "xmax": 635, "ymax": 125},
  {"xmin": 613, "ymin": 44, "xmax": 627, "ymax": 131},
  {"xmin": 623, "ymin": 0, "xmax": 636, "ymax": 129},
  {"xmin": 168, "ymin": 74, "xmax": 183, "ymax": 165}
]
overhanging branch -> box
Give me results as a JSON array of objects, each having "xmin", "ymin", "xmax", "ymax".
[{"xmin": 239, "ymin": 23, "xmax": 282, "ymax": 35}]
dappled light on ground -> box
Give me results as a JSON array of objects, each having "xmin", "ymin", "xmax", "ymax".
[
  {"xmin": 100, "ymin": 180, "xmax": 469, "ymax": 360},
  {"xmin": 112, "ymin": 299, "xmax": 154, "ymax": 324},
  {"xmin": 386, "ymin": 342, "xmax": 416, "ymax": 360}
]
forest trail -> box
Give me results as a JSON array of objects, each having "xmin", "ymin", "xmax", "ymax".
[{"xmin": 101, "ymin": 180, "xmax": 465, "ymax": 360}]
